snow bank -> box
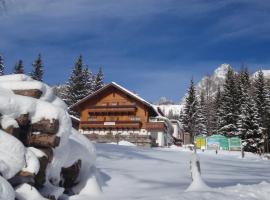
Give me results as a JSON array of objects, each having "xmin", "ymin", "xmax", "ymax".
[{"xmin": 118, "ymin": 140, "xmax": 136, "ymax": 146}]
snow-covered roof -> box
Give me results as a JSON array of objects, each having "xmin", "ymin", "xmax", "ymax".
[
  {"xmin": 70, "ymin": 82, "xmax": 159, "ymax": 116},
  {"xmin": 70, "ymin": 115, "xmax": 80, "ymax": 122}
]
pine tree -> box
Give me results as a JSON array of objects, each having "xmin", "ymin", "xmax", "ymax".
[
  {"xmin": 242, "ymin": 97, "xmax": 262, "ymax": 152},
  {"xmin": 236, "ymin": 67, "xmax": 251, "ymax": 138},
  {"xmin": 66, "ymin": 55, "xmax": 89, "ymax": 116},
  {"xmin": 182, "ymin": 79, "xmax": 199, "ymax": 142},
  {"xmin": 14, "ymin": 59, "xmax": 24, "ymax": 74},
  {"xmin": 0, "ymin": 55, "xmax": 4, "ymax": 75},
  {"xmin": 30, "ymin": 54, "xmax": 44, "ymax": 81},
  {"xmin": 254, "ymin": 70, "xmax": 269, "ymax": 125},
  {"xmin": 219, "ymin": 67, "xmax": 239, "ymax": 136},
  {"xmin": 213, "ymin": 85, "xmax": 223, "ymax": 134},
  {"xmin": 254, "ymin": 70, "xmax": 270, "ymax": 152},
  {"xmin": 195, "ymin": 91, "xmax": 207, "ymax": 135},
  {"xmin": 83, "ymin": 67, "xmax": 95, "ymax": 95},
  {"xmin": 93, "ymin": 67, "xmax": 104, "ymax": 92}
]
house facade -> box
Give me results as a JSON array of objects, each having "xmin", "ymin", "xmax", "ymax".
[{"xmin": 70, "ymin": 82, "xmax": 173, "ymax": 147}]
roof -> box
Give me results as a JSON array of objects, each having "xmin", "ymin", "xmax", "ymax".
[{"xmin": 70, "ymin": 82, "xmax": 159, "ymax": 116}]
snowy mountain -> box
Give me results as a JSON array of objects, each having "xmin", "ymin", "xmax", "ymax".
[
  {"xmin": 158, "ymin": 104, "xmax": 183, "ymax": 117},
  {"xmin": 196, "ymin": 63, "xmax": 231, "ymax": 97},
  {"xmin": 253, "ymin": 70, "xmax": 270, "ymax": 79}
]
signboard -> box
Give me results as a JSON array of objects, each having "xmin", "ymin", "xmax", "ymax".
[
  {"xmin": 195, "ymin": 135, "xmax": 206, "ymax": 149},
  {"xmin": 229, "ymin": 137, "xmax": 241, "ymax": 151},
  {"xmin": 104, "ymin": 122, "xmax": 116, "ymax": 126},
  {"xmin": 207, "ymin": 135, "xmax": 229, "ymax": 150}
]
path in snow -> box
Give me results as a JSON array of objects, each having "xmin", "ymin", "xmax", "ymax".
[{"xmin": 95, "ymin": 144, "xmax": 270, "ymax": 200}]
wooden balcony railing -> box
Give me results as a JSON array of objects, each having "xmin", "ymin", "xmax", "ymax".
[
  {"xmin": 87, "ymin": 104, "xmax": 137, "ymax": 114},
  {"xmin": 145, "ymin": 122, "xmax": 166, "ymax": 132},
  {"xmin": 80, "ymin": 120, "xmax": 142, "ymax": 129}
]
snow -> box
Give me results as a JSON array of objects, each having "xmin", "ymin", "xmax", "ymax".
[
  {"xmin": 157, "ymin": 104, "xmax": 184, "ymax": 117},
  {"xmin": 253, "ymin": 70, "xmax": 270, "ymax": 78},
  {"xmin": 186, "ymin": 153, "xmax": 209, "ymax": 191},
  {"xmin": 0, "ymin": 130, "xmax": 25, "ymax": 179},
  {"xmin": 0, "ymin": 116, "xmax": 19, "ymax": 129},
  {"xmin": 0, "ymin": 176, "xmax": 15, "ymax": 200},
  {"xmin": 0, "ymin": 74, "xmax": 100, "ymax": 199},
  {"xmin": 94, "ymin": 143, "xmax": 270, "ymax": 200},
  {"xmin": 21, "ymin": 148, "xmax": 40, "ymax": 175},
  {"xmin": 15, "ymin": 184, "xmax": 48, "ymax": 200}
]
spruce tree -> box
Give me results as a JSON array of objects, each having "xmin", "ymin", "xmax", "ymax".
[
  {"xmin": 213, "ymin": 85, "xmax": 223, "ymax": 134},
  {"xmin": 66, "ymin": 55, "xmax": 89, "ymax": 116},
  {"xmin": 83, "ymin": 67, "xmax": 95, "ymax": 95},
  {"xmin": 242, "ymin": 97, "xmax": 262, "ymax": 152},
  {"xmin": 30, "ymin": 54, "xmax": 44, "ymax": 81},
  {"xmin": 195, "ymin": 91, "xmax": 207, "ymax": 135},
  {"xmin": 0, "ymin": 55, "xmax": 4, "ymax": 75},
  {"xmin": 182, "ymin": 79, "xmax": 199, "ymax": 142},
  {"xmin": 14, "ymin": 59, "xmax": 24, "ymax": 74},
  {"xmin": 254, "ymin": 70, "xmax": 270, "ymax": 151},
  {"xmin": 236, "ymin": 67, "xmax": 251, "ymax": 138},
  {"xmin": 219, "ymin": 67, "xmax": 239, "ymax": 136},
  {"xmin": 93, "ymin": 67, "xmax": 104, "ymax": 92}
]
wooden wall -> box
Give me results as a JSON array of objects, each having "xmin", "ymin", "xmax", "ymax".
[{"xmin": 78, "ymin": 87, "xmax": 150, "ymax": 129}]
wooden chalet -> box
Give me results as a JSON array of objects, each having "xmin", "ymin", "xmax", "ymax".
[{"xmin": 70, "ymin": 82, "xmax": 173, "ymax": 147}]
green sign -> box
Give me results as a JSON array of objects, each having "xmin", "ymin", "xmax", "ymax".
[
  {"xmin": 207, "ymin": 134, "xmax": 229, "ymax": 150},
  {"xmin": 229, "ymin": 137, "xmax": 241, "ymax": 151}
]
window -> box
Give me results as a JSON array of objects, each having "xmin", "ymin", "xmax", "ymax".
[
  {"xmin": 88, "ymin": 115, "xmax": 97, "ymax": 121},
  {"xmin": 130, "ymin": 116, "xmax": 140, "ymax": 121},
  {"xmin": 111, "ymin": 102, "xmax": 117, "ymax": 106}
]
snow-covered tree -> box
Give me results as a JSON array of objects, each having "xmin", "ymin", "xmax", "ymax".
[
  {"xmin": 0, "ymin": 55, "xmax": 4, "ymax": 75},
  {"xmin": 212, "ymin": 85, "xmax": 223, "ymax": 134},
  {"xmin": 253, "ymin": 70, "xmax": 270, "ymax": 151},
  {"xmin": 218, "ymin": 67, "xmax": 239, "ymax": 136},
  {"xmin": 30, "ymin": 54, "xmax": 44, "ymax": 81},
  {"xmin": 83, "ymin": 67, "xmax": 95, "ymax": 95},
  {"xmin": 236, "ymin": 67, "xmax": 251, "ymax": 138},
  {"xmin": 14, "ymin": 59, "xmax": 24, "ymax": 74},
  {"xmin": 182, "ymin": 79, "xmax": 199, "ymax": 142},
  {"xmin": 195, "ymin": 91, "xmax": 207, "ymax": 135},
  {"xmin": 241, "ymin": 97, "xmax": 262, "ymax": 152},
  {"xmin": 93, "ymin": 67, "xmax": 104, "ymax": 92},
  {"xmin": 254, "ymin": 70, "xmax": 269, "ymax": 126},
  {"xmin": 66, "ymin": 55, "xmax": 90, "ymax": 116}
]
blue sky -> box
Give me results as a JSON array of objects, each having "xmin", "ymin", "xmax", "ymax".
[{"xmin": 0, "ymin": 0, "xmax": 270, "ymax": 102}]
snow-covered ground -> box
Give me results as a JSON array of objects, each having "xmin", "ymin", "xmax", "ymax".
[{"xmin": 94, "ymin": 143, "xmax": 270, "ymax": 200}]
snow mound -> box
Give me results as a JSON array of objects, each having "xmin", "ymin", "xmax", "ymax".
[
  {"xmin": 118, "ymin": 140, "xmax": 136, "ymax": 146},
  {"xmin": 186, "ymin": 153, "xmax": 209, "ymax": 192}
]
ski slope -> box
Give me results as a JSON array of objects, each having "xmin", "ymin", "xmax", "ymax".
[{"xmin": 95, "ymin": 144, "xmax": 270, "ymax": 200}]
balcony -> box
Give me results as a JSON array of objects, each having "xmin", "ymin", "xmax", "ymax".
[
  {"xmin": 80, "ymin": 120, "xmax": 142, "ymax": 129},
  {"xmin": 145, "ymin": 122, "xmax": 166, "ymax": 132},
  {"xmin": 87, "ymin": 104, "xmax": 137, "ymax": 114}
]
